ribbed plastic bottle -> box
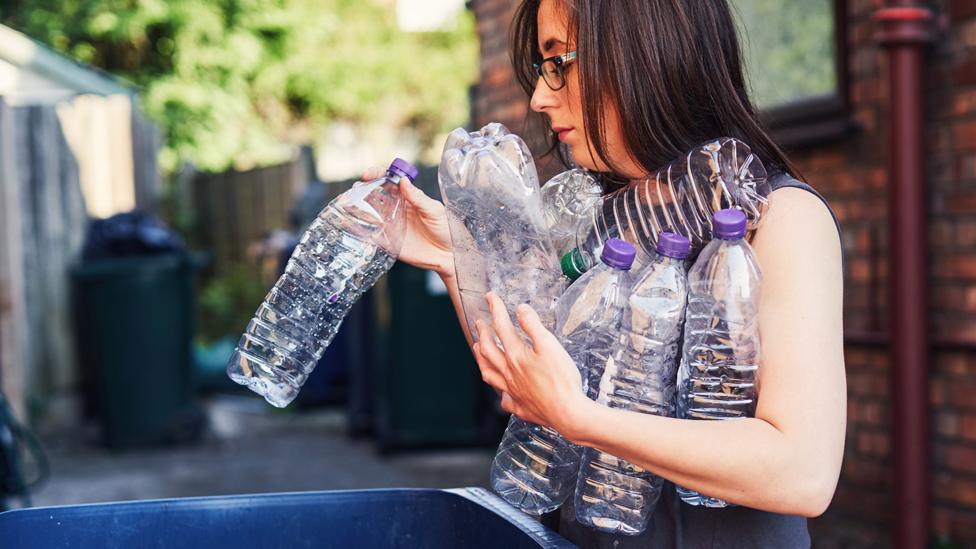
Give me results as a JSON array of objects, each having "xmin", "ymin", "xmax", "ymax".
[
  {"xmin": 574, "ymin": 232, "xmax": 691, "ymax": 535},
  {"xmin": 227, "ymin": 159, "xmax": 419, "ymax": 408},
  {"xmin": 555, "ymin": 238, "xmax": 636, "ymax": 398},
  {"xmin": 490, "ymin": 239, "xmax": 636, "ymax": 515},
  {"xmin": 676, "ymin": 209, "xmax": 762, "ymax": 508},
  {"xmin": 575, "ymin": 138, "xmax": 769, "ymax": 270}
]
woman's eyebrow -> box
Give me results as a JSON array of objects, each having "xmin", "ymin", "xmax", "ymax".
[{"xmin": 541, "ymin": 38, "xmax": 566, "ymax": 54}]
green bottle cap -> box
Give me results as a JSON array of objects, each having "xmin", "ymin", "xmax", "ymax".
[{"xmin": 561, "ymin": 248, "xmax": 588, "ymax": 281}]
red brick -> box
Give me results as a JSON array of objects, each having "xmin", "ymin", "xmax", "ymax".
[
  {"xmin": 945, "ymin": 444, "xmax": 976, "ymax": 474},
  {"xmin": 935, "ymin": 352, "xmax": 974, "ymax": 375},
  {"xmin": 867, "ymin": 168, "xmax": 887, "ymax": 190},
  {"xmin": 935, "ymin": 475, "xmax": 976, "ymax": 507},
  {"xmin": 952, "ymin": 0, "xmax": 976, "ymax": 21},
  {"xmin": 849, "ymin": 257, "xmax": 872, "ymax": 282},
  {"xmin": 953, "ymin": 90, "xmax": 976, "ymax": 117},
  {"xmin": 952, "ymin": 57, "xmax": 976, "ymax": 86},
  {"xmin": 946, "ymin": 379, "xmax": 976, "ymax": 410},
  {"xmin": 940, "ymin": 254, "xmax": 976, "ymax": 280},
  {"xmin": 961, "ymin": 20, "xmax": 976, "ymax": 49},
  {"xmin": 856, "ymin": 430, "xmax": 891, "ymax": 457},
  {"xmin": 954, "ymin": 120, "xmax": 976, "ymax": 150},
  {"xmin": 935, "ymin": 411, "xmax": 960, "ymax": 438},
  {"xmin": 956, "ymin": 220, "xmax": 976, "ymax": 247},
  {"xmin": 943, "ymin": 320, "xmax": 976, "ymax": 344},
  {"xmin": 931, "ymin": 377, "xmax": 947, "ymax": 406},
  {"xmin": 962, "ymin": 414, "xmax": 976, "ymax": 441},
  {"xmin": 842, "ymin": 455, "xmax": 889, "ymax": 487},
  {"xmin": 848, "ymin": 370, "xmax": 889, "ymax": 398},
  {"xmin": 943, "ymin": 190, "xmax": 976, "ymax": 215},
  {"xmin": 852, "ymin": 400, "xmax": 886, "ymax": 426},
  {"xmin": 830, "ymin": 483, "xmax": 891, "ymax": 522},
  {"xmin": 933, "ymin": 506, "xmax": 976, "ymax": 544},
  {"xmin": 932, "ymin": 286, "xmax": 965, "ymax": 312}
]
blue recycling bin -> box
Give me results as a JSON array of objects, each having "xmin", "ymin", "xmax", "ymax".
[{"xmin": 0, "ymin": 488, "xmax": 576, "ymax": 548}]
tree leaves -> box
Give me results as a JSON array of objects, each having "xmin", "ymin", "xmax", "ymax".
[{"xmin": 2, "ymin": 0, "xmax": 477, "ymax": 172}]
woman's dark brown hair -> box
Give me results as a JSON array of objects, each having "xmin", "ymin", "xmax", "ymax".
[{"xmin": 512, "ymin": 0, "xmax": 800, "ymax": 182}]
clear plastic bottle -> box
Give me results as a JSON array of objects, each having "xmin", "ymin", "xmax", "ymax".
[
  {"xmin": 227, "ymin": 159, "xmax": 418, "ymax": 408},
  {"xmin": 437, "ymin": 122, "xmax": 566, "ymax": 337},
  {"xmin": 541, "ymin": 168, "xmax": 603, "ymax": 259},
  {"xmin": 676, "ymin": 209, "xmax": 762, "ymax": 508},
  {"xmin": 490, "ymin": 239, "xmax": 636, "ymax": 515},
  {"xmin": 574, "ymin": 233, "xmax": 691, "ymax": 535},
  {"xmin": 555, "ymin": 238, "xmax": 637, "ymax": 398},
  {"xmin": 576, "ymin": 138, "xmax": 769, "ymax": 270}
]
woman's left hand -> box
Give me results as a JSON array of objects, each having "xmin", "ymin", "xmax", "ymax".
[{"xmin": 473, "ymin": 292, "xmax": 591, "ymax": 438}]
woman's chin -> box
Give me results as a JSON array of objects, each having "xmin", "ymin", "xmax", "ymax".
[{"xmin": 568, "ymin": 150, "xmax": 598, "ymax": 172}]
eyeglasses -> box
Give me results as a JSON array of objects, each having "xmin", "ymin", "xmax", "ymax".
[{"xmin": 533, "ymin": 51, "xmax": 577, "ymax": 91}]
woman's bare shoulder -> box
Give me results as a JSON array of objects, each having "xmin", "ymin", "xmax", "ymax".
[{"xmin": 751, "ymin": 184, "xmax": 843, "ymax": 290}]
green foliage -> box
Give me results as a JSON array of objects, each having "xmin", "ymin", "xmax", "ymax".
[
  {"xmin": 197, "ymin": 263, "xmax": 268, "ymax": 344},
  {"xmin": 730, "ymin": 0, "xmax": 836, "ymax": 108},
  {"xmin": 1, "ymin": 0, "xmax": 477, "ymax": 172}
]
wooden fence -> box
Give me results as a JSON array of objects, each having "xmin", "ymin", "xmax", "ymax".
[
  {"xmin": 186, "ymin": 151, "xmax": 311, "ymax": 279},
  {"xmin": 0, "ymin": 99, "xmax": 89, "ymax": 419},
  {"xmin": 0, "ymin": 93, "xmax": 159, "ymax": 421}
]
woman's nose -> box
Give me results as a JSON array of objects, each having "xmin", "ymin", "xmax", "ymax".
[{"xmin": 530, "ymin": 77, "xmax": 557, "ymax": 113}]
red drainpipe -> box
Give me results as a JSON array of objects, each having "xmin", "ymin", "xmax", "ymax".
[{"xmin": 874, "ymin": 4, "xmax": 937, "ymax": 548}]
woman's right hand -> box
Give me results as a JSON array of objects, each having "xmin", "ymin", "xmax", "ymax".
[{"xmin": 363, "ymin": 168, "xmax": 455, "ymax": 278}]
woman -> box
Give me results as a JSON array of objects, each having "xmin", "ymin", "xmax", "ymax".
[{"xmin": 389, "ymin": 1, "xmax": 845, "ymax": 546}]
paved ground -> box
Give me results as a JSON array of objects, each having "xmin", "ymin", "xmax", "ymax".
[{"xmin": 28, "ymin": 395, "xmax": 495, "ymax": 508}]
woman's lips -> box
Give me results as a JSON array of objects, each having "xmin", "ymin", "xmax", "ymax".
[{"xmin": 554, "ymin": 128, "xmax": 573, "ymax": 142}]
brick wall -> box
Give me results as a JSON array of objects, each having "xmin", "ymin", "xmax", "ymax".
[{"xmin": 471, "ymin": 0, "xmax": 976, "ymax": 546}]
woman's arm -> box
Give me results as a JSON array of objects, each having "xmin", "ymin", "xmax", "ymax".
[{"xmin": 474, "ymin": 187, "xmax": 846, "ymax": 517}]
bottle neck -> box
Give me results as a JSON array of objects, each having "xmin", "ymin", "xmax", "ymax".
[
  {"xmin": 655, "ymin": 253, "xmax": 687, "ymax": 266},
  {"xmin": 714, "ymin": 233, "xmax": 745, "ymax": 242},
  {"xmin": 387, "ymin": 170, "xmax": 412, "ymax": 184}
]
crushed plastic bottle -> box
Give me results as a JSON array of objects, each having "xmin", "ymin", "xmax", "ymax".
[
  {"xmin": 437, "ymin": 122, "xmax": 582, "ymax": 515},
  {"xmin": 437, "ymin": 122, "xmax": 566, "ymax": 337},
  {"xmin": 576, "ymin": 138, "xmax": 769, "ymax": 270},
  {"xmin": 541, "ymin": 168, "xmax": 603, "ymax": 259}
]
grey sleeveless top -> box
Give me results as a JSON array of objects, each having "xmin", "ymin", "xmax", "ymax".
[{"xmin": 543, "ymin": 173, "xmax": 841, "ymax": 549}]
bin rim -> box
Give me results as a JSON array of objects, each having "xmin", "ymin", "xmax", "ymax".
[
  {"xmin": 0, "ymin": 487, "xmax": 575, "ymax": 548},
  {"xmin": 70, "ymin": 253, "xmax": 191, "ymax": 280}
]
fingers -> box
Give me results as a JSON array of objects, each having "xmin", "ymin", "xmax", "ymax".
[
  {"xmin": 475, "ymin": 320, "xmax": 508, "ymax": 369},
  {"xmin": 473, "ymin": 338, "xmax": 509, "ymax": 393},
  {"xmin": 400, "ymin": 176, "xmax": 439, "ymax": 212},
  {"xmin": 360, "ymin": 167, "xmax": 384, "ymax": 183},
  {"xmin": 499, "ymin": 392, "xmax": 516, "ymax": 414},
  {"xmin": 486, "ymin": 293, "xmax": 523, "ymax": 361},
  {"xmin": 515, "ymin": 304, "xmax": 550, "ymax": 351},
  {"xmin": 399, "ymin": 178, "xmax": 425, "ymax": 208}
]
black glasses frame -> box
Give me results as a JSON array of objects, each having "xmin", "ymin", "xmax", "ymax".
[{"xmin": 533, "ymin": 51, "xmax": 577, "ymax": 91}]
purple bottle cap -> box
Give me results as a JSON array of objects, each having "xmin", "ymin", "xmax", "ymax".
[
  {"xmin": 713, "ymin": 209, "xmax": 747, "ymax": 240},
  {"xmin": 600, "ymin": 238, "xmax": 636, "ymax": 270},
  {"xmin": 656, "ymin": 232, "xmax": 691, "ymax": 259},
  {"xmin": 388, "ymin": 158, "xmax": 419, "ymax": 182}
]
